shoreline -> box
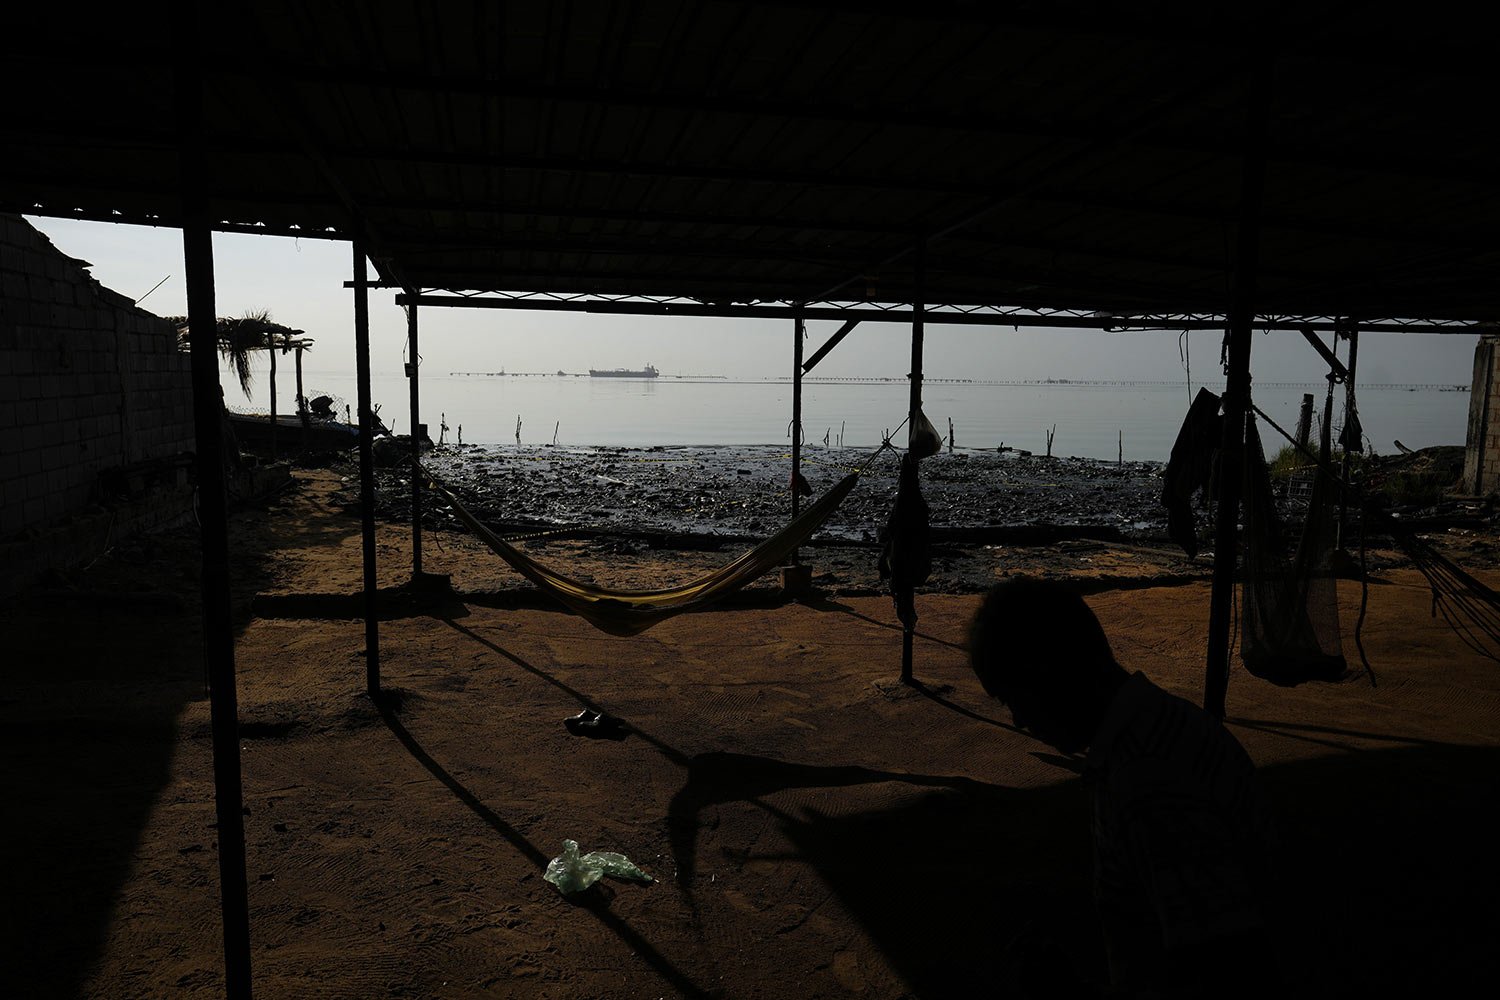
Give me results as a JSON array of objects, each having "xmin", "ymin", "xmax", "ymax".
[{"xmin": 351, "ymin": 442, "xmax": 1174, "ymax": 544}]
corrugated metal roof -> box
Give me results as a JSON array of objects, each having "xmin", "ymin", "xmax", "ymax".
[{"xmin": 5, "ymin": 1, "xmax": 1497, "ymax": 320}]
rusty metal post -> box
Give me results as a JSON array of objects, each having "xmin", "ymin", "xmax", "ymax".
[
  {"xmin": 408, "ymin": 297, "xmax": 423, "ymax": 576},
  {"xmin": 791, "ymin": 310, "xmax": 804, "ymax": 558},
  {"xmin": 902, "ymin": 243, "xmax": 926, "ymax": 685},
  {"xmin": 295, "ymin": 345, "xmax": 308, "ymax": 443},
  {"xmin": 1340, "ymin": 324, "xmax": 1360, "ymax": 544},
  {"xmin": 353, "ymin": 241, "xmax": 380, "ymax": 693},
  {"xmin": 1205, "ymin": 62, "xmax": 1270, "ymax": 720},
  {"xmin": 174, "ymin": 2, "xmax": 251, "ymax": 992}
]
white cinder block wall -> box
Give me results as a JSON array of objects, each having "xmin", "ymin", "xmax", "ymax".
[{"xmin": 0, "ymin": 214, "xmax": 195, "ymax": 542}]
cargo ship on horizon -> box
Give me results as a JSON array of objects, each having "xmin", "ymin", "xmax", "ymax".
[{"xmin": 589, "ymin": 364, "xmax": 659, "ymax": 378}]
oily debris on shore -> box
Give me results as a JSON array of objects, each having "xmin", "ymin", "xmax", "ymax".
[
  {"xmin": 322, "ymin": 444, "xmax": 1196, "ymax": 594},
  {"xmin": 347, "ymin": 444, "xmax": 1171, "ymax": 544},
  {"xmin": 318, "ymin": 442, "xmax": 1491, "ymax": 595}
]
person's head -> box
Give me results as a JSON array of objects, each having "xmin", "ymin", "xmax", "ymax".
[{"xmin": 968, "ymin": 578, "xmax": 1127, "ymax": 753}]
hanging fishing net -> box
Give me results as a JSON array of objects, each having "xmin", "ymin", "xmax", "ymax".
[{"xmin": 1239, "ymin": 414, "xmax": 1347, "ymax": 685}]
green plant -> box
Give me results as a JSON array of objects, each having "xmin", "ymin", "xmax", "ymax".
[{"xmin": 1267, "ymin": 444, "xmax": 1312, "ymax": 481}]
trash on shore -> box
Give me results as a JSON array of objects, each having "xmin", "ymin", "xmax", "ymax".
[{"xmin": 543, "ymin": 840, "xmax": 654, "ymax": 895}]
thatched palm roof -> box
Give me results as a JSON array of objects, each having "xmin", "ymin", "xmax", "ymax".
[{"xmin": 167, "ymin": 311, "xmax": 311, "ymax": 397}]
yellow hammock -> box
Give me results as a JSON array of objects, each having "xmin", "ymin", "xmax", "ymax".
[{"xmin": 422, "ymin": 464, "xmax": 860, "ymax": 636}]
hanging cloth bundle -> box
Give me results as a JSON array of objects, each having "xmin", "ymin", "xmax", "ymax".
[
  {"xmin": 422, "ymin": 463, "xmax": 860, "ymax": 636},
  {"xmin": 1161, "ymin": 387, "xmax": 1223, "ymax": 558},
  {"xmin": 908, "ymin": 407, "xmax": 944, "ymax": 460},
  {"xmin": 1239, "ymin": 404, "xmax": 1347, "ymax": 685},
  {"xmin": 879, "ymin": 451, "xmax": 931, "ymax": 629}
]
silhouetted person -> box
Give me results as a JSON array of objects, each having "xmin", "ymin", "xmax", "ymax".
[{"xmin": 969, "ymin": 578, "xmax": 1276, "ymax": 998}]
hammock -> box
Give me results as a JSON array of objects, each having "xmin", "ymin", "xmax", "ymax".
[
  {"xmin": 1240, "ymin": 413, "xmax": 1347, "ymax": 685},
  {"xmin": 422, "ymin": 464, "xmax": 860, "ymax": 635}
]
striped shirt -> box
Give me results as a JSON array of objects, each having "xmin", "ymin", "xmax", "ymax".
[{"xmin": 1085, "ymin": 672, "xmax": 1271, "ymax": 991}]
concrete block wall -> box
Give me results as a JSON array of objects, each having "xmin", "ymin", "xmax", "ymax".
[
  {"xmin": 0, "ymin": 213, "xmax": 195, "ymax": 545},
  {"xmin": 1462, "ymin": 335, "xmax": 1500, "ymax": 495}
]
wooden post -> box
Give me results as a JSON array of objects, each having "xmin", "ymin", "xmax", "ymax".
[
  {"xmin": 353, "ymin": 241, "xmax": 380, "ymax": 694},
  {"xmin": 1204, "ymin": 59, "xmax": 1270, "ymax": 720},
  {"xmin": 1322, "ymin": 377, "xmax": 1336, "ymax": 463},
  {"xmin": 174, "ymin": 7, "xmax": 251, "ymax": 993},
  {"xmin": 407, "ymin": 298, "xmax": 422, "ymax": 576},
  {"xmin": 902, "ymin": 243, "xmax": 926, "ymax": 685},
  {"xmin": 1295, "ymin": 393, "xmax": 1314, "ymax": 449},
  {"xmin": 267, "ymin": 332, "xmax": 278, "ymax": 460}
]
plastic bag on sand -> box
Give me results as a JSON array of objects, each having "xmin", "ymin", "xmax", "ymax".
[{"xmin": 543, "ymin": 839, "xmax": 654, "ymax": 895}]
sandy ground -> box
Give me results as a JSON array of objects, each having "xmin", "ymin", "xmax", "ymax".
[{"xmin": 3, "ymin": 470, "xmax": 1498, "ymax": 998}]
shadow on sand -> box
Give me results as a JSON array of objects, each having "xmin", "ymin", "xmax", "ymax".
[
  {"xmin": 0, "ymin": 486, "xmax": 320, "ymax": 998},
  {"xmin": 665, "ymin": 743, "xmax": 1500, "ymax": 997},
  {"xmin": 373, "ymin": 685, "xmax": 715, "ymax": 999}
]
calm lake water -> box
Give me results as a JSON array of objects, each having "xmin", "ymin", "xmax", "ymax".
[{"xmin": 238, "ymin": 373, "xmax": 1470, "ymax": 463}]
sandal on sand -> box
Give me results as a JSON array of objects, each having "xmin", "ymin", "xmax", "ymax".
[{"xmin": 564, "ymin": 709, "xmax": 629, "ymax": 741}]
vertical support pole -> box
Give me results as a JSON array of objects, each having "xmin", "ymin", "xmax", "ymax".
[
  {"xmin": 174, "ymin": 4, "xmax": 252, "ymax": 992},
  {"xmin": 408, "ymin": 297, "xmax": 423, "ymax": 576},
  {"xmin": 1204, "ymin": 62, "xmax": 1270, "ymax": 720},
  {"xmin": 295, "ymin": 346, "xmax": 308, "ymax": 441},
  {"xmin": 1321, "ymin": 378, "xmax": 1335, "ymax": 463},
  {"xmin": 1339, "ymin": 324, "xmax": 1359, "ymax": 545},
  {"xmin": 790, "ymin": 309, "xmax": 805, "ymax": 563},
  {"xmin": 353, "ymin": 241, "xmax": 380, "ymax": 694},
  {"xmin": 267, "ymin": 333, "xmax": 278, "ymax": 461},
  {"xmin": 902, "ymin": 242, "xmax": 927, "ymax": 685}
]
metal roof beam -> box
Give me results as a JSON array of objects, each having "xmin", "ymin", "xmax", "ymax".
[
  {"xmin": 390, "ymin": 293, "xmax": 1482, "ymax": 334},
  {"xmin": 802, "ymin": 318, "xmax": 862, "ymax": 373}
]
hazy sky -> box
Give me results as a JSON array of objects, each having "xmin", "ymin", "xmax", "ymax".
[{"xmin": 28, "ymin": 217, "xmax": 1480, "ymax": 390}]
